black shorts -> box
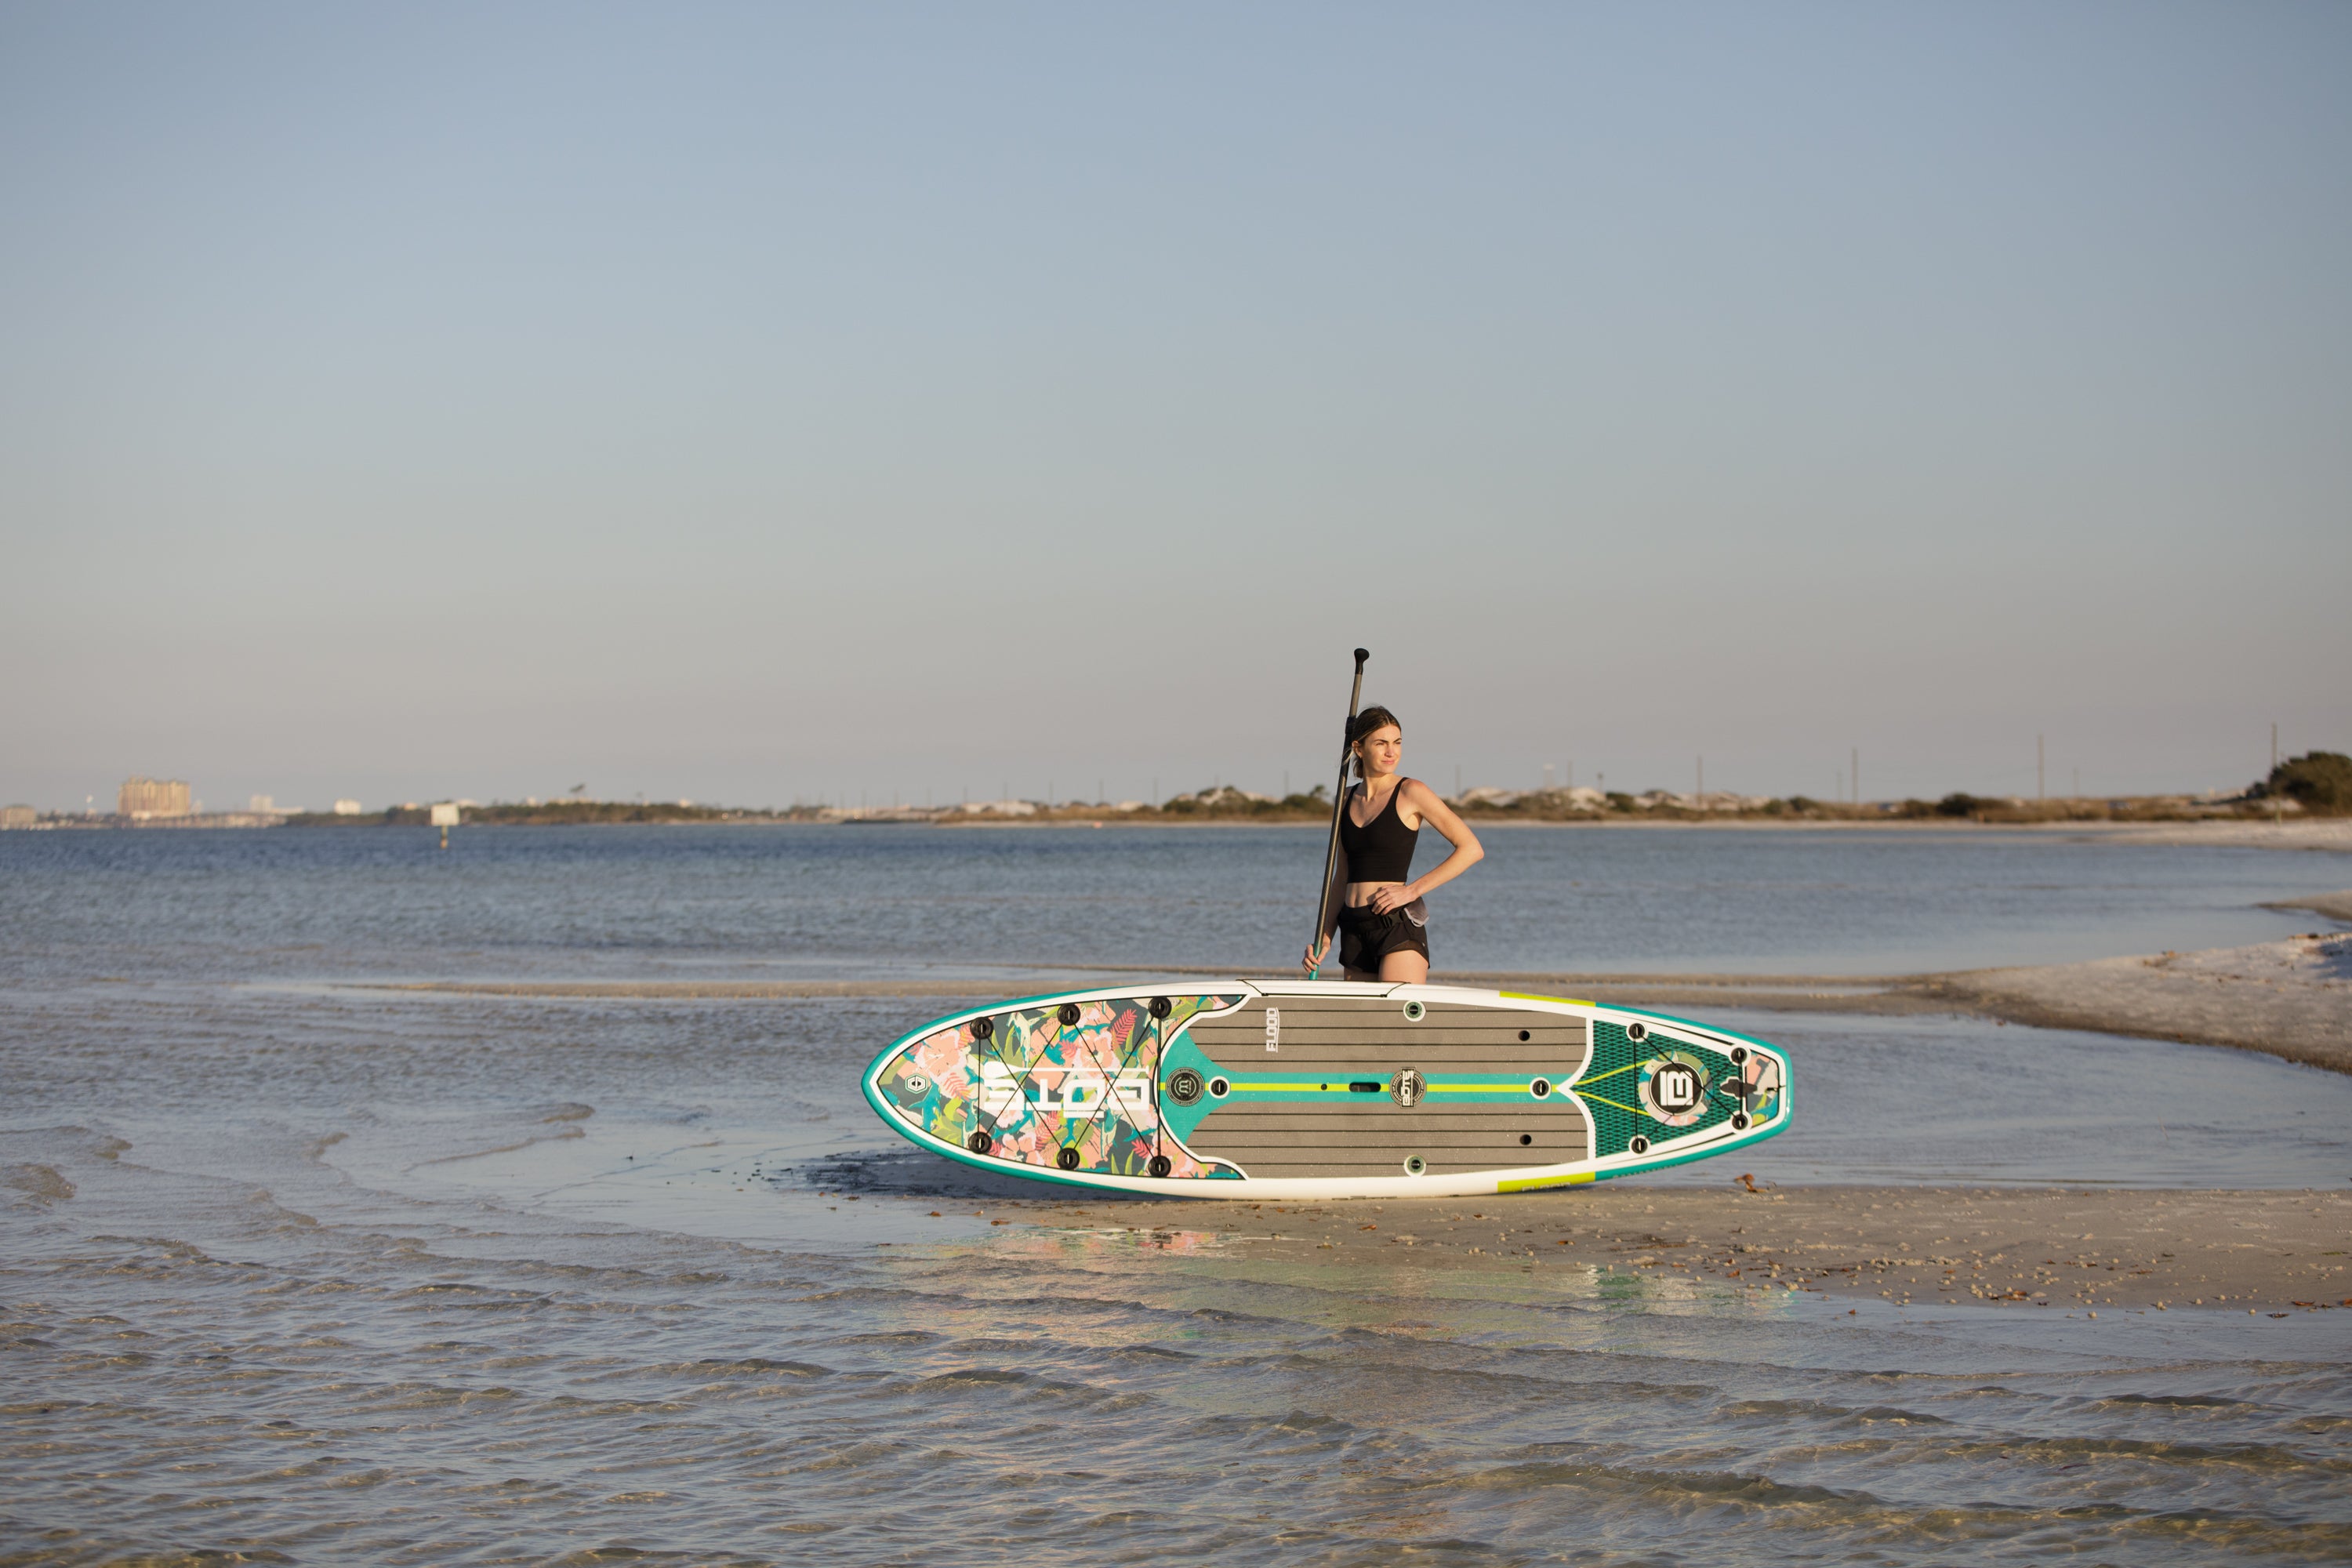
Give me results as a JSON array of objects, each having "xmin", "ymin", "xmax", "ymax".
[{"xmin": 1338, "ymin": 902, "xmax": 1429, "ymax": 974}]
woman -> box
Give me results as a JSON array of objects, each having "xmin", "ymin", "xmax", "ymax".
[{"xmin": 1304, "ymin": 706, "xmax": 1483, "ymax": 982}]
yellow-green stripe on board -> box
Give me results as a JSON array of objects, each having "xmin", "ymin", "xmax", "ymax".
[{"xmin": 1497, "ymin": 1171, "xmax": 1596, "ymax": 1192}]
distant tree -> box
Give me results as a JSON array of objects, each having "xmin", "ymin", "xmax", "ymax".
[
  {"xmin": 2263, "ymin": 751, "xmax": 2351, "ymax": 815},
  {"xmin": 1934, "ymin": 793, "xmax": 1987, "ymax": 818}
]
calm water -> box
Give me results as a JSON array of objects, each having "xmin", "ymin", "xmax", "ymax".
[
  {"xmin": 4, "ymin": 826, "xmax": 2350, "ymax": 1565},
  {"xmin": 2, "ymin": 821, "xmax": 2345, "ymax": 981}
]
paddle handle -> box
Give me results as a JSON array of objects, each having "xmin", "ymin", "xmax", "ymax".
[{"xmin": 1305, "ymin": 648, "xmax": 1370, "ymax": 975}]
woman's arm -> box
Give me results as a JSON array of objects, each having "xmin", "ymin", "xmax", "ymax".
[{"xmin": 1367, "ymin": 779, "xmax": 1483, "ymax": 915}]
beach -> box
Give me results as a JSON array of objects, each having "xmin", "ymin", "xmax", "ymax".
[{"xmin": 5, "ymin": 823, "xmax": 2350, "ymax": 1564}]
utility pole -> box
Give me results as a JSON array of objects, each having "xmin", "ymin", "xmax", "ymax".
[
  {"xmin": 2273, "ymin": 721, "xmax": 2281, "ymax": 826},
  {"xmin": 2037, "ymin": 734, "xmax": 2045, "ymax": 801},
  {"xmin": 1852, "ymin": 746, "xmax": 1860, "ymax": 808},
  {"xmin": 1697, "ymin": 755, "xmax": 1704, "ymax": 804}
]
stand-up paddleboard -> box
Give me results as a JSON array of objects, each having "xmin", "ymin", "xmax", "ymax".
[{"xmin": 862, "ymin": 981, "xmax": 1790, "ymax": 1199}]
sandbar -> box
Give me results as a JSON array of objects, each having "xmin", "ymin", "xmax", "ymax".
[
  {"xmin": 2268, "ymin": 887, "xmax": 2352, "ymax": 923},
  {"xmin": 374, "ymin": 927, "xmax": 2352, "ymax": 1073},
  {"xmin": 963, "ymin": 1185, "xmax": 2352, "ymax": 1314},
  {"xmin": 1915, "ymin": 932, "xmax": 2351, "ymax": 1074}
]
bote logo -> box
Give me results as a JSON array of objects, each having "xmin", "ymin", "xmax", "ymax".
[
  {"xmin": 1636, "ymin": 1051, "xmax": 1709, "ymax": 1127},
  {"xmin": 1650, "ymin": 1063, "xmax": 1700, "ymax": 1114}
]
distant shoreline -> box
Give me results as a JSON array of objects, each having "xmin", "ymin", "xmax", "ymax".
[{"xmin": 15, "ymin": 814, "xmax": 2348, "ymax": 853}]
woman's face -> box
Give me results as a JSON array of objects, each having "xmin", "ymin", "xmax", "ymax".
[{"xmin": 1357, "ymin": 724, "xmax": 1403, "ymax": 778}]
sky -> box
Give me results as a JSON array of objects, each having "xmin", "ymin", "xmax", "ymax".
[{"xmin": 3, "ymin": 2, "xmax": 2347, "ymax": 812}]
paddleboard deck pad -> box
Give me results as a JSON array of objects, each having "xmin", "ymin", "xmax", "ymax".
[{"xmin": 863, "ymin": 982, "xmax": 1790, "ymax": 1199}]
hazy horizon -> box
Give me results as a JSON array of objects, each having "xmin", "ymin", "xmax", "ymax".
[{"xmin": 5, "ymin": 3, "xmax": 2347, "ymax": 814}]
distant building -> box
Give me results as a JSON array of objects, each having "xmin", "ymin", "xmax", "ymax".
[
  {"xmin": 956, "ymin": 799, "xmax": 1039, "ymax": 817},
  {"xmin": 119, "ymin": 777, "xmax": 191, "ymax": 819},
  {"xmin": 332, "ymin": 799, "xmax": 364, "ymax": 815},
  {"xmin": 1, "ymin": 804, "xmax": 35, "ymax": 829}
]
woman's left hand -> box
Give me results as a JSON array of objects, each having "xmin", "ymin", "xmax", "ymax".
[{"xmin": 1367, "ymin": 884, "xmax": 1416, "ymax": 916}]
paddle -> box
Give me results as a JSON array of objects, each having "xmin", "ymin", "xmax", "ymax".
[{"xmin": 1305, "ymin": 648, "xmax": 1370, "ymax": 977}]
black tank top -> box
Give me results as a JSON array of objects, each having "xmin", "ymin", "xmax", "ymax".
[{"xmin": 1338, "ymin": 780, "xmax": 1417, "ymax": 884}]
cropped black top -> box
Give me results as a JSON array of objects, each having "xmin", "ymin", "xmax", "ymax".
[{"xmin": 1338, "ymin": 780, "xmax": 1418, "ymax": 884}]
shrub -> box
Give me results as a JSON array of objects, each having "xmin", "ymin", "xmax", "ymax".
[
  {"xmin": 1934, "ymin": 793, "xmax": 1987, "ymax": 818},
  {"xmin": 2265, "ymin": 751, "xmax": 2352, "ymax": 815}
]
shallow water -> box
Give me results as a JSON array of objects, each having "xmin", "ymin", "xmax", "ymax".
[
  {"xmin": 2, "ymin": 822, "xmax": 2344, "ymax": 982},
  {"xmin": 4, "ymin": 829, "xmax": 2350, "ymax": 1564}
]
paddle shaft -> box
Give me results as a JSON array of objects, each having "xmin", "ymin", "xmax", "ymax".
[{"xmin": 1306, "ymin": 648, "xmax": 1371, "ymax": 975}]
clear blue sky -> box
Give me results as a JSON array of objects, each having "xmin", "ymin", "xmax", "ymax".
[{"xmin": 4, "ymin": 2, "xmax": 2346, "ymax": 811}]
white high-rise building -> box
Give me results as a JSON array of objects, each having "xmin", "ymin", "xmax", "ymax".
[{"xmin": 119, "ymin": 777, "xmax": 191, "ymax": 818}]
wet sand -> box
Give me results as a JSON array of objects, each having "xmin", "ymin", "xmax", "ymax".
[
  {"xmin": 374, "ymin": 924, "xmax": 2352, "ymax": 1072},
  {"xmin": 2270, "ymin": 887, "xmax": 2352, "ymax": 923},
  {"xmin": 1919, "ymin": 931, "xmax": 2352, "ymax": 1073},
  {"xmin": 956, "ymin": 1185, "xmax": 2352, "ymax": 1314}
]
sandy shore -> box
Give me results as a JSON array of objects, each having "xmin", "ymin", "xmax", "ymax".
[
  {"xmin": 1918, "ymin": 931, "xmax": 2352, "ymax": 1074},
  {"xmin": 2270, "ymin": 887, "xmax": 2352, "ymax": 923},
  {"xmin": 373, "ymin": 915, "xmax": 2352, "ymax": 1072},
  {"xmin": 2064, "ymin": 819, "xmax": 2352, "ymax": 853},
  {"xmin": 943, "ymin": 1185, "xmax": 2352, "ymax": 1314}
]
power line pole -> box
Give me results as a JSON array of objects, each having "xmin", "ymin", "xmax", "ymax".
[
  {"xmin": 2273, "ymin": 721, "xmax": 2281, "ymax": 826},
  {"xmin": 1851, "ymin": 746, "xmax": 1859, "ymax": 808},
  {"xmin": 2038, "ymin": 734, "xmax": 2045, "ymax": 802},
  {"xmin": 1697, "ymin": 754, "xmax": 1704, "ymax": 805}
]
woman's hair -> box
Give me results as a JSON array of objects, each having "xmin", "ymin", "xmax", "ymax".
[{"xmin": 1348, "ymin": 706, "xmax": 1403, "ymax": 779}]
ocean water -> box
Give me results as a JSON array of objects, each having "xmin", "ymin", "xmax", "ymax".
[
  {"xmin": 1, "ymin": 821, "xmax": 2345, "ymax": 984},
  {"xmin": 4, "ymin": 826, "xmax": 2350, "ymax": 1565}
]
